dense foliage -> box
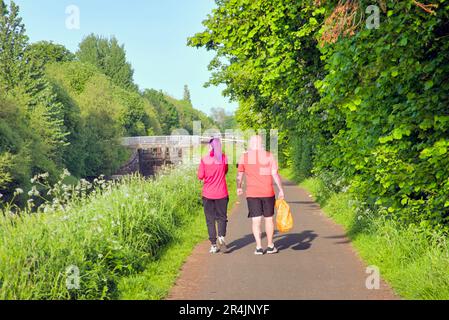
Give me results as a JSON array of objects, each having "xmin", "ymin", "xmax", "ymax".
[
  {"xmin": 164, "ymin": 94, "xmax": 217, "ymax": 134},
  {"xmin": 190, "ymin": 0, "xmax": 449, "ymax": 228},
  {"xmin": 0, "ymin": 1, "xmax": 218, "ymax": 204},
  {"xmin": 77, "ymin": 34, "xmax": 138, "ymax": 91},
  {"xmin": 0, "ymin": 1, "xmax": 70, "ymax": 201},
  {"xmin": 211, "ymin": 107, "xmax": 238, "ymax": 131}
]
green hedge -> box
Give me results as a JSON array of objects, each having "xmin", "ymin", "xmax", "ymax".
[{"xmin": 189, "ymin": 0, "xmax": 449, "ymax": 229}]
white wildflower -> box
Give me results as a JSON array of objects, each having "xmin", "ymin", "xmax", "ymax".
[{"xmin": 28, "ymin": 186, "xmax": 40, "ymax": 197}]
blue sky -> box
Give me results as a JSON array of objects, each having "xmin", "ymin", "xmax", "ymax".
[{"xmin": 10, "ymin": 0, "xmax": 237, "ymax": 114}]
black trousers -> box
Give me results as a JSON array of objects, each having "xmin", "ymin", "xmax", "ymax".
[{"xmin": 202, "ymin": 197, "xmax": 229, "ymax": 245}]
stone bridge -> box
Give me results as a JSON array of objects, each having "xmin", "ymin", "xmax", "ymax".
[{"xmin": 114, "ymin": 135, "xmax": 242, "ymax": 177}]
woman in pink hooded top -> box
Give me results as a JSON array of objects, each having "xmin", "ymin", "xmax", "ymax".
[{"xmin": 197, "ymin": 137, "xmax": 229, "ymax": 254}]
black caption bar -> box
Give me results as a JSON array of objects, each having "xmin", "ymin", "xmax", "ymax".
[{"xmin": 0, "ymin": 300, "xmax": 446, "ymax": 319}]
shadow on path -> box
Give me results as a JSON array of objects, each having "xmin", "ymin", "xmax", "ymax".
[
  {"xmin": 275, "ymin": 230, "xmax": 318, "ymax": 251},
  {"xmin": 226, "ymin": 230, "xmax": 318, "ymax": 253},
  {"xmin": 226, "ymin": 234, "xmax": 256, "ymax": 253}
]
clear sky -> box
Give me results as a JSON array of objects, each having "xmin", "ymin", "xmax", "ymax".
[{"xmin": 9, "ymin": 0, "xmax": 237, "ymax": 115}]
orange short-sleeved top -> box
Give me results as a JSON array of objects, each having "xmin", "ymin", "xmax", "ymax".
[{"xmin": 238, "ymin": 150, "xmax": 278, "ymax": 198}]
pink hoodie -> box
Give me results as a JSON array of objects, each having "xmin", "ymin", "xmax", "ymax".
[{"xmin": 197, "ymin": 151, "xmax": 229, "ymax": 200}]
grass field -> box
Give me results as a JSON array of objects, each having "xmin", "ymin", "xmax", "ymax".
[
  {"xmin": 280, "ymin": 168, "xmax": 449, "ymax": 300},
  {"xmin": 119, "ymin": 165, "xmax": 237, "ymax": 300}
]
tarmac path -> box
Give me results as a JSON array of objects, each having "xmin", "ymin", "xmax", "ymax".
[{"xmin": 168, "ymin": 179, "xmax": 397, "ymax": 300}]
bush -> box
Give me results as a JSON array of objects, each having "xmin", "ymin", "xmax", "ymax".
[
  {"xmin": 313, "ymin": 1, "xmax": 449, "ymax": 227},
  {"xmin": 290, "ymin": 135, "xmax": 314, "ymax": 182}
]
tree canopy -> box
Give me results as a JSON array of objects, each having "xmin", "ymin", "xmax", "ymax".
[
  {"xmin": 183, "ymin": 84, "xmax": 192, "ymax": 103},
  {"xmin": 189, "ymin": 0, "xmax": 449, "ymax": 228},
  {"xmin": 77, "ymin": 34, "xmax": 138, "ymax": 91},
  {"xmin": 0, "ymin": 1, "xmax": 217, "ymax": 206}
]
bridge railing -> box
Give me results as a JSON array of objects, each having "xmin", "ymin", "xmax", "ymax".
[
  {"xmin": 122, "ymin": 135, "xmax": 203, "ymax": 147},
  {"xmin": 122, "ymin": 135, "xmax": 245, "ymax": 148}
]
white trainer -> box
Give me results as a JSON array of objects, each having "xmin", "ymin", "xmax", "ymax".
[
  {"xmin": 218, "ymin": 236, "xmax": 228, "ymax": 252},
  {"xmin": 209, "ymin": 245, "xmax": 220, "ymax": 254}
]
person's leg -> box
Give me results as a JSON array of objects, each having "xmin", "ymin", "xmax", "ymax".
[
  {"xmin": 252, "ymin": 216, "xmax": 263, "ymax": 249},
  {"xmin": 265, "ymin": 216, "xmax": 275, "ymax": 248},
  {"xmin": 262, "ymin": 197, "xmax": 277, "ymax": 251},
  {"xmin": 203, "ymin": 198, "xmax": 217, "ymax": 245},
  {"xmin": 247, "ymin": 198, "xmax": 264, "ymax": 253},
  {"xmin": 216, "ymin": 197, "xmax": 229, "ymax": 238}
]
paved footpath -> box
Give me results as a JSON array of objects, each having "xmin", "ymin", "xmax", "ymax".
[{"xmin": 168, "ymin": 179, "xmax": 398, "ymax": 300}]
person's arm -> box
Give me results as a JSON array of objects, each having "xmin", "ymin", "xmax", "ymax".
[
  {"xmin": 236, "ymin": 154, "xmax": 245, "ymax": 196},
  {"xmin": 237, "ymin": 171, "xmax": 244, "ymax": 196},
  {"xmin": 197, "ymin": 159, "xmax": 205, "ymax": 181},
  {"xmin": 270, "ymin": 155, "xmax": 284, "ymax": 199},
  {"xmin": 272, "ymin": 173, "xmax": 285, "ymax": 200},
  {"xmin": 224, "ymin": 155, "xmax": 229, "ymax": 175}
]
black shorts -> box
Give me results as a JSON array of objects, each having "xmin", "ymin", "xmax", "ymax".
[{"xmin": 247, "ymin": 197, "xmax": 276, "ymax": 218}]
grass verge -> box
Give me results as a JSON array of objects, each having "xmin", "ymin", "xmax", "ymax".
[
  {"xmin": 117, "ymin": 211, "xmax": 207, "ymax": 299},
  {"xmin": 280, "ymin": 167, "xmax": 449, "ymax": 300},
  {"xmin": 0, "ymin": 165, "xmax": 236, "ymax": 300},
  {"xmin": 118, "ymin": 166, "xmax": 237, "ymax": 300}
]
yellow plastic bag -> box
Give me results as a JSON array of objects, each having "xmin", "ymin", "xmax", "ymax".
[{"xmin": 275, "ymin": 199, "xmax": 293, "ymax": 233}]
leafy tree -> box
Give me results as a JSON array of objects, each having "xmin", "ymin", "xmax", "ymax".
[
  {"xmin": 211, "ymin": 107, "xmax": 237, "ymax": 131},
  {"xmin": 142, "ymin": 88, "xmax": 216, "ymax": 134},
  {"xmin": 0, "ymin": 152, "xmax": 13, "ymax": 190},
  {"xmin": 313, "ymin": 0, "xmax": 449, "ymax": 226},
  {"xmin": 0, "ymin": 1, "xmax": 68, "ymax": 191},
  {"xmin": 183, "ymin": 84, "xmax": 191, "ymax": 103},
  {"xmin": 190, "ymin": 0, "xmax": 449, "ymax": 228},
  {"xmin": 117, "ymin": 89, "xmax": 160, "ymax": 136},
  {"xmin": 142, "ymin": 89, "xmax": 180, "ymax": 135},
  {"xmin": 47, "ymin": 78, "xmax": 85, "ymax": 177},
  {"xmin": 0, "ymin": 96, "xmax": 59, "ymax": 203},
  {"xmin": 27, "ymin": 41, "xmax": 75, "ymax": 65},
  {"xmin": 76, "ymin": 34, "xmax": 138, "ymax": 91},
  {"xmin": 166, "ymin": 95, "xmax": 217, "ymax": 134},
  {"xmin": 45, "ymin": 61, "xmax": 166, "ymax": 176},
  {"xmin": 0, "ymin": 0, "xmax": 28, "ymax": 91},
  {"xmin": 0, "ymin": 0, "xmax": 5, "ymax": 15}
]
